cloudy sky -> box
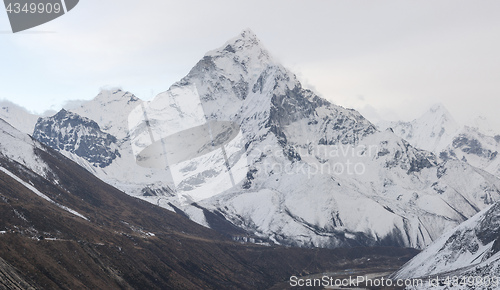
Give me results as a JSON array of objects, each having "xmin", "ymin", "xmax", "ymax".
[{"xmin": 1, "ymin": 0, "xmax": 500, "ymax": 129}]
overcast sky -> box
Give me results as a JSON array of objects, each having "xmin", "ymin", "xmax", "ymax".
[{"xmin": 1, "ymin": 0, "xmax": 500, "ymax": 129}]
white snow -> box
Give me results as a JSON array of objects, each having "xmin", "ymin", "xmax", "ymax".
[
  {"xmin": 393, "ymin": 203, "xmax": 500, "ymax": 290},
  {"xmin": 381, "ymin": 104, "xmax": 500, "ymax": 181},
  {"xmin": 466, "ymin": 115, "xmax": 499, "ymax": 136},
  {"xmin": 0, "ymin": 100, "xmax": 39, "ymax": 135},
  {"xmin": 0, "ymin": 119, "xmax": 50, "ymax": 178},
  {"xmin": 393, "ymin": 205, "xmax": 493, "ymax": 279},
  {"xmin": 70, "ymin": 89, "xmax": 141, "ymax": 140},
  {"xmin": 379, "ymin": 103, "xmax": 461, "ymax": 153}
]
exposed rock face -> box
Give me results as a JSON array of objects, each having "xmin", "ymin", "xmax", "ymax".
[
  {"xmin": 452, "ymin": 135, "xmax": 498, "ymax": 160},
  {"xmin": 33, "ymin": 109, "xmax": 120, "ymax": 168}
]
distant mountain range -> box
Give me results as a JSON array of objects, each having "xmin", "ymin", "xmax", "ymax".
[{"xmin": 380, "ymin": 104, "xmax": 500, "ymax": 178}]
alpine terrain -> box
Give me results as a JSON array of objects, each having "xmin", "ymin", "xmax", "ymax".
[
  {"xmin": 28, "ymin": 29, "xmax": 500, "ymax": 251},
  {"xmin": 1, "ymin": 115, "xmax": 419, "ymax": 289},
  {"xmin": 392, "ymin": 202, "xmax": 500, "ymax": 290}
]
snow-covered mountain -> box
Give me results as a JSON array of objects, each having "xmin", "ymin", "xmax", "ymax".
[
  {"xmin": 382, "ymin": 105, "xmax": 500, "ymax": 179},
  {"xmin": 378, "ymin": 104, "xmax": 461, "ymax": 153},
  {"xmin": 392, "ymin": 202, "xmax": 500, "ymax": 290},
  {"xmin": 31, "ymin": 29, "xmax": 500, "ymax": 249},
  {"xmin": 6, "ymin": 116, "xmax": 396, "ymax": 289},
  {"xmin": 0, "ymin": 100, "xmax": 39, "ymax": 135}
]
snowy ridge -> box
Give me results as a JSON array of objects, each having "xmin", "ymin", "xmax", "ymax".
[
  {"xmin": 0, "ymin": 100, "xmax": 39, "ymax": 135},
  {"xmin": 70, "ymin": 89, "xmax": 141, "ymax": 140},
  {"xmin": 202, "ymin": 128, "xmax": 500, "ymax": 248},
  {"xmin": 0, "ymin": 118, "xmax": 89, "ymax": 221},
  {"xmin": 0, "ymin": 118, "xmax": 50, "ymax": 178}
]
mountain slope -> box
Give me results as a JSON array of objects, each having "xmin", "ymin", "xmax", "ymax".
[
  {"xmin": 32, "ymin": 29, "xmax": 500, "ymax": 250},
  {"xmin": 1, "ymin": 118, "xmax": 419, "ymax": 289},
  {"xmin": 392, "ymin": 202, "xmax": 500, "ymax": 290}
]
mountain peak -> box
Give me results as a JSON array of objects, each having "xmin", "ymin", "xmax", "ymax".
[
  {"xmin": 53, "ymin": 108, "xmax": 94, "ymax": 125},
  {"xmin": 426, "ymin": 103, "xmax": 454, "ymax": 121},
  {"xmin": 53, "ymin": 108, "xmax": 70, "ymax": 120},
  {"xmin": 429, "ymin": 103, "xmax": 446, "ymax": 113},
  {"xmin": 384, "ymin": 103, "xmax": 461, "ymax": 152},
  {"xmin": 225, "ymin": 28, "xmax": 262, "ymax": 50},
  {"xmin": 68, "ymin": 90, "xmax": 142, "ymax": 140},
  {"xmin": 240, "ymin": 28, "xmax": 258, "ymax": 41},
  {"xmin": 419, "ymin": 103, "xmax": 456, "ymax": 126},
  {"xmin": 204, "ymin": 29, "xmax": 272, "ymax": 66},
  {"xmin": 57, "ymin": 108, "xmax": 68, "ymax": 114},
  {"xmin": 33, "ymin": 110, "xmax": 119, "ymax": 168}
]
